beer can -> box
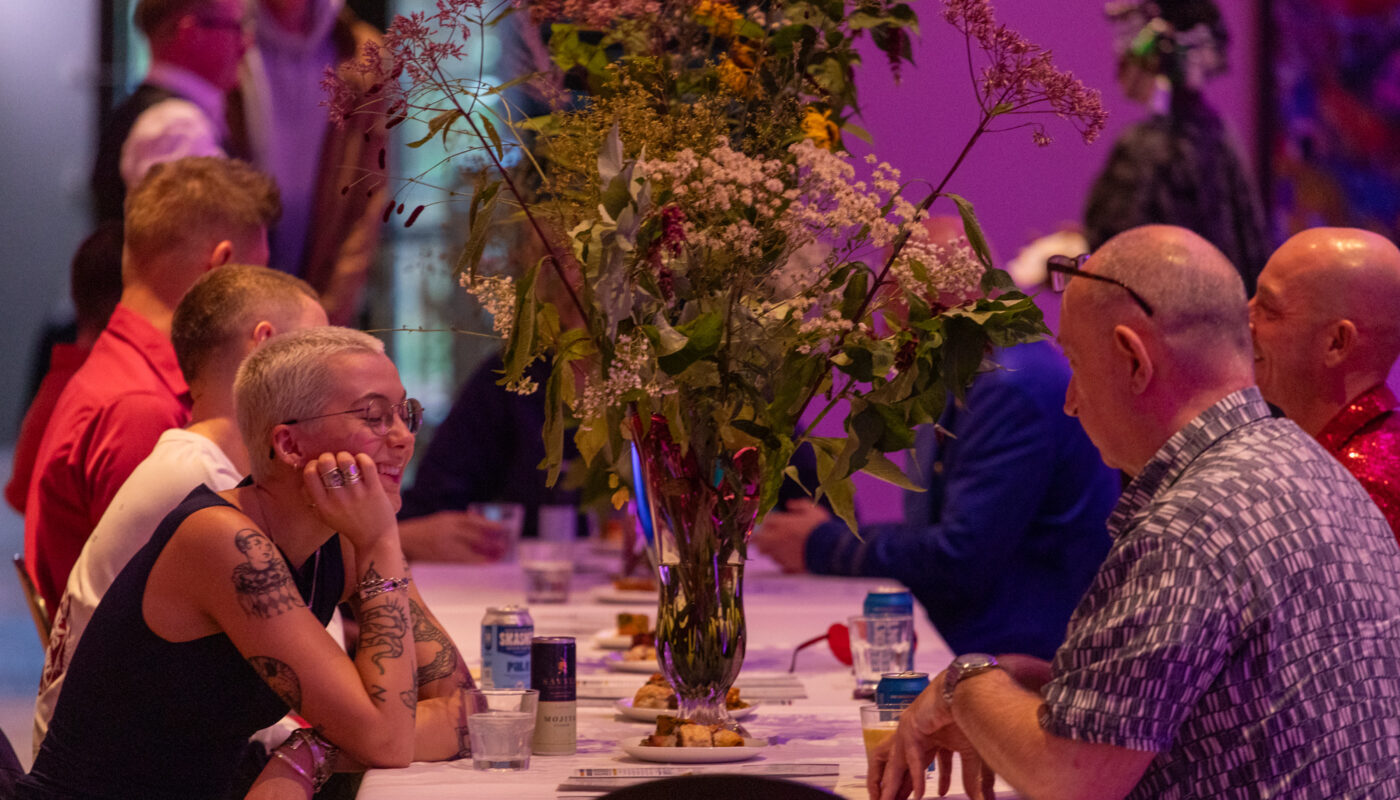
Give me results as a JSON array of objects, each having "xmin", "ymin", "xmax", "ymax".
[
  {"xmin": 480, "ymin": 605, "xmax": 533, "ymax": 689},
  {"xmin": 876, "ymin": 672, "xmax": 930, "ymax": 708},
  {"xmin": 864, "ymin": 586, "xmax": 914, "ymax": 617},
  {"xmin": 531, "ymin": 636, "xmax": 577, "ymax": 755}
]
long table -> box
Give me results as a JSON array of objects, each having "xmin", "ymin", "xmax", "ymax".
[{"xmin": 356, "ymin": 549, "xmax": 1013, "ymax": 799}]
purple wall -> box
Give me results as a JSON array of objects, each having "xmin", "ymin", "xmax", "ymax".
[{"xmin": 832, "ymin": 0, "xmax": 1262, "ymax": 523}]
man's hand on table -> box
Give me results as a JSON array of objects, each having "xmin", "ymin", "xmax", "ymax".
[
  {"xmin": 398, "ymin": 511, "xmax": 509, "ymax": 563},
  {"xmin": 752, "ymin": 499, "xmax": 831, "ymax": 573},
  {"xmin": 869, "ymin": 671, "xmax": 998, "ymax": 800}
]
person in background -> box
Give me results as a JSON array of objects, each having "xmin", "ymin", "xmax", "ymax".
[
  {"xmin": 871, "ymin": 225, "xmax": 1400, "ymax": 800},
  {"xmin": 25, "ymin": 156, "xmax": 280, "ymax": 612},
  {"xmin": 92, "ymin": 0, "xmax": 252, "ymax": 221},
  {"xmin": 1084, "ymin": 0, "xmax": 1269, "ymax": 295},
  {"xmin": 399, "ymin": 356, "xmax": 582, "ymax": 543},
  {"xmin": 31, "ymin": 265, "xmax": 327, "ymax": 753},
  {"xmin": 1250, "ymin": 227, "xmax": 1400, "ymax": 538},
  {"xmin": 237, "ymin": 0, "xmax": 387, "ymax": 325},
  {"xmin": 19, "ymin": 327, "xmax": 478, "ymax": 799},
  {"xmin": 7, "ymin": 222, "xmax": 124, "ymax": 514}
]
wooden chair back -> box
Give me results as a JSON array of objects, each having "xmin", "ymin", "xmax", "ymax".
[{"xmin": 12, "ymin": 554, "xmax": 51, "ymax": 645}]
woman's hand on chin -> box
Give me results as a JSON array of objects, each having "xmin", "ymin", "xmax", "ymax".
[{"xmin": 302, "ymin": 452, "xmax": 399, "ymax": 549}]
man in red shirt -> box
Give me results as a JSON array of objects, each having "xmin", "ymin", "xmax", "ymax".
[
  {"xmin": 1250, "ymin": 226, "xmax": 1400, "ymax": 539},
  {"xmin": 24, "ymin": 156, "xmax": 280, "ymax": 611}
]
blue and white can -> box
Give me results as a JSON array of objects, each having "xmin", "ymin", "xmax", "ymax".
[
  {"xmin": 864, "ymin": 586, "xmax": 915, "ymax": 617},
  {"xmin": 481, "ymin": 605, "xmax": 534, "ymax": 689}
]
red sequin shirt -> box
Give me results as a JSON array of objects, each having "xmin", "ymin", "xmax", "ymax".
[{"xmin": 1316, "ymin": 384, "xmax": 1400, "ymax": 544}]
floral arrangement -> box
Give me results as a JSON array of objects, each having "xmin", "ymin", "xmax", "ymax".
[{"xmin": 330, "ymin": 0, "xmax": 1106, "ymax": 535}]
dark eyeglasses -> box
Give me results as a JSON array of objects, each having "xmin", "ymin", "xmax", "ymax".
[
  {"xmin": 1046, "ymin": 254, "xmax": 1155, "ymax": 317},
  {"xmin": 282, "ymin": 398, "xmax": 423, "ymax": 436},
  {"xmin": 194, "ymin": 15, "xmax": 247, "ymax": 32}
]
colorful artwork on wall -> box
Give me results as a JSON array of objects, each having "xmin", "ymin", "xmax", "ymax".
[{"xmin": 1266, "ymin": 0, "xmax": 1400, "ymax": 240}]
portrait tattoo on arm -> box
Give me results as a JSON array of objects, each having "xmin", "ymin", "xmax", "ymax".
[
  {"xmin": 411, "ymin": 599, "xmax": 460, "ymax": 687},
  {"xmin": 232, "ymin": 528, "xmax": 305, "ymax": 619},
  {"xmin": 249, "ymin": 656, "xmax": 303, "ymax": 710}
]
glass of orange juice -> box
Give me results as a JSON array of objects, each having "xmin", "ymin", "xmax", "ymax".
[{"xmin": 860, "ymin": 704, "xmax": 901, "ymax": 759}]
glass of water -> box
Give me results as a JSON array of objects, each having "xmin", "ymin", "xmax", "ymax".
[
  {"xmin": 848, "ymin": 615, "xmax": 914, "ymax": 697},
  {"xmin": 519, "ymin": 540, "xmax": 573, "ymax": 603},
  {"xmin": 468, "ymin": 688, "xmax": 539, "ymax": 771}
]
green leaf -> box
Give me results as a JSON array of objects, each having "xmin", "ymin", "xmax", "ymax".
[
  {"xmin": 944, "ymin": 193, "xmax": 995, "ymax": 271},
  {"xmin": 503, "ymin": 259, "xmax": 540, "ymax": 380},
  {"xmin": 453, "ymin": 178, "xmax": 501, "ymax": 281},
  {"xmin": 480, "ymin": 115, "xmax": 504, "ymax": 160},
  {"xmin": 860, "ymin": 449, "xmax": 922, "ymax": 491},
  {"xmin": 598, "ymin": 122, "xmax": 625, "ymax": 184},
  {"xmin": 812, "ymin": 442, "xmax": 858, "ymax": 533},
  {"xmin": 840, "ymin": 268, "xmax": 868, "ymax": 321},
  {"xmin": 656, "ymin": 312, "xmax": 723, "ymax": 374},
  {"xmin": 840, "ymin": 121, "xmax": 874, "ymax": 145}
]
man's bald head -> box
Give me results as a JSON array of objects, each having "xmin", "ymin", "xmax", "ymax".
[
  {"xmin": 1250, "ymin": 227, "xmax": 1400, "ymax": 432},
  {"xmin": 1059, "ymin": 225, "xmax": 1254, "ymax": 474},
  {"xmin": 1081, "ymin": 224, "xmax": 1252, "ymax": 376}
]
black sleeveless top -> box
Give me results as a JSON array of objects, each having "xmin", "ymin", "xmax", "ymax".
[{"xmin": 19, "ymin": 485, "xmax": 344, "ymax": 800}]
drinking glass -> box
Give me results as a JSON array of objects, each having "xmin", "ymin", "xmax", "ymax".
[
  {"xmin": 848, "ymin": 614, "xmax": 914, "ymax": 697},
  {"xmin": 469, "ymin": 502, "xmax": 525, "ymax": 561},
  {"xmin": 468, "ymin": 688, "xmax": 539, "ymax": 771},
  {"xmin": 519, "ymin": 540, "xmax": 573, "ymax": 603},
  {"xmin": 860, "ymin": 703, "xmax": 901, "ymax": 759}
]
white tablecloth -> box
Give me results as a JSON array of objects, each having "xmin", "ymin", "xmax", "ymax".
[{"xmin": 355, "ymin": 548, "xmax": 1013, "ymax": 799}]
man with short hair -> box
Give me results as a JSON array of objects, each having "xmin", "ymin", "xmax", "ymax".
[
  {"xmin": 32, "ymin": 264, "xmax": 325, "ymax": 751},
  {"xmin": 92, "ymin": 0, "xmax": 251, "ymax": 220},
  {"xmin": 1250, "ymin": 227, "xmax": 1400, "ymax": 538},
  {"xmin": 25, "ymin": 156, "xmax": 280, "ymax": 611},
  {"xmin": 871, "ymin": 225, "xmax": 1400, "ymax": 800}
]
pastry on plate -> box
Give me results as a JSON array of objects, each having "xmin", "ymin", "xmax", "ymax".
[{"xmin": 642, "ymin": 715, "xmax": 744, "ymax": 747}]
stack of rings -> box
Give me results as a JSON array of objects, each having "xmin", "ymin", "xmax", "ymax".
[
  {"xmin": 344, "ymin": 463, "xmax": 362, "ymax": 485},
  {"xmin": 321, "ymin": 468, "xmax": 345, "ymax": 489}
]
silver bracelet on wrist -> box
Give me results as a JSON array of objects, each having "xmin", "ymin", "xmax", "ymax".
[
  {"xmin": 271, "ymin": 748, "xmax": 312, "ymax": 785},
  {"xmin": 356, "ymin": 575, "xmax": 411, "ymax": 602},
  {"xmin": 281, "ymin": 727, "xmax": 336, "ymax": 791}
]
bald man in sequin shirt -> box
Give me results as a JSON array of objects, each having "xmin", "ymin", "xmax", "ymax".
[{"xmin": 1250, "ymin": 227, "xmax": 1400, "ymax": 540}]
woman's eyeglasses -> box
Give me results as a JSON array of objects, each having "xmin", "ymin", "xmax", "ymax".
[
  {"xmin": 1046, "ymin": 253, "xmax": 1155, "ymax": 317},
  {"xmin": 282, "ymin": 398, "xmax": 423, "ymax": 436}
]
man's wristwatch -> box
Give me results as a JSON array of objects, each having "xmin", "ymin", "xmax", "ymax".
[{"xmin": 943, "ymin": 653, "xmax": 1001, "ymax": 704}]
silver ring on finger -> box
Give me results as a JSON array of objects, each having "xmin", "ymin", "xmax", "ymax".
[
  {"xmin": 343, "ymin": 463, "xmax": 362, "ymax": 485},
  {"xmin": 321, "ymin": 468, "xmax": 345, "ymax": 489}
]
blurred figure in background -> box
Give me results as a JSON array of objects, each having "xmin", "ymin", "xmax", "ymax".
[
  {"xmin": 7, "ymin": 222, "xmax": 124, "ymax": 514},
  {"xmin": 237, "ymin": 0, "xmax": 387, "ymax": 325},
  {"xmin": 92, "ymin": 0, "xmax": 252, "ymax": 221},
  {"xmin": 1084, "ymin": 0, "xmax": 1269, "ymax": 295}
]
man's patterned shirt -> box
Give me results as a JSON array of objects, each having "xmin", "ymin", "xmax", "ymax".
[{"xmin": 1042, "ymin": 388, "xmax": 1400, "ymax": 799}]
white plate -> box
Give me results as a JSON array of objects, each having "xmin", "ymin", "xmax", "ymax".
[
  {"xmin": 593, "ymin": 628, "xmax": 635, "ymax": 649},
  {"xmin": 614, "ymin": 697, "xmax": 759, "ymax": 722},
  {"xmin": 593, "ymin": 587, "xmax": 657, "ymax": 605},
  {"xmin": 604, "ymin": 652, "xmax": 661, "ymax": 673},
  {"xmin": 622, "ymin": 738, "xmax": 767, "ymax": 763}
]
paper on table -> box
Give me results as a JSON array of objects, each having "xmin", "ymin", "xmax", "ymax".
[{"xmin": 559, "ymin": 762, "xmax": 840, "ymax": 792}]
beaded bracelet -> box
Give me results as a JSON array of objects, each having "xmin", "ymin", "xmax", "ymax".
[{"xmin": 356, "ymin": 575, "xmax": 411, "ymax": 602}]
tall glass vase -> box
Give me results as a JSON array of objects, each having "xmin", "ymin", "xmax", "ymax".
[{"xmin": 630, "ymin": 414, "xmax": 760, "ymax": 728}]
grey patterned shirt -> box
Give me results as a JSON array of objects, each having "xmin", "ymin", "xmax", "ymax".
[{"xmin": 1042, "ymin": 388, "xmax": 1400, "ymax": 799}]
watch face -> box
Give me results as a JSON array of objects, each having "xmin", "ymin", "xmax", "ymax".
[{"xmin": 955, "ymin": 653, "xmax": 996, "ymax": 670}]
